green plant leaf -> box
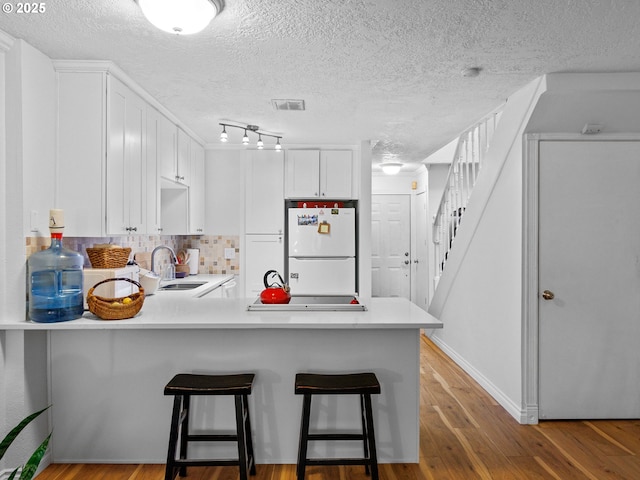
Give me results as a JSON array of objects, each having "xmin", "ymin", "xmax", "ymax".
[
  {"xmin": 19, "ymin": 432, "xmax": 52, "ymax": 480},
  {"xmin": 8, "ymin": 467, "xmax": 19, "ymax": 480},
  {"xmin": 0, "ymin": 406, "xmax": 50, "ymax": 461}
]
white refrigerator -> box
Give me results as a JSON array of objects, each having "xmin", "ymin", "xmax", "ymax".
[{"xmin": 287, "ymin": 207, "xmax": 357, "ymax": 295}]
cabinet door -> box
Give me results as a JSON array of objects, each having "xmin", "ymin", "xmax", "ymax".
[
  {"xmin": 189, "ymin": 140, "xmax": 205, "ymax": 234},
  {"xmin": 244, "ymin": 234, "xmax": 284, "ymax": 297},
  {"xmin": 320, "ymin": 150, "xmax": 353, "ymax": 199},
  {"xmin": 106, "ymin": 77, "xmax": 146, "ymax": 235},
  {"xmin": 285, "ymin": 150, "xmax": 320, "ymax": 198},
  {"xmin": 159, "ymin": 115, "xmax": 177, "ymax": 181},
  {"xmin": 56, "ymin": 71, "xmax": 106, "ymax": 237},
  {"xmin": 246, "ymin": 150, "xmax": 284, "ymax": 234},
  {"xmin": 176, "ymin": 128, "xmax": 191, "ymax": 186},
  {"xmin": 146, "ymin": 108, "xmax": 163, "ymax": 234}
]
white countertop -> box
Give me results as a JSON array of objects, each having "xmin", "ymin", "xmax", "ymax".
[{"xmin": 2, "ymin": 274, "xmax": 442, "ymax": 330}]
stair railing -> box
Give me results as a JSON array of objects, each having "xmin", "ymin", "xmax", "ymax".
[{"xmin": 433, "ymin": 110, "xmax": 502, "ymax": 281}]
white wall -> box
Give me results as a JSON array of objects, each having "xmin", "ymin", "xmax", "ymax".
[
  {"xmin": 1, "ymin": 37, "xmax": 52, "ymax": 474},
  {"xmin": 428, "ymin": 77, "xmax": 547, "ymax": 422},
  {"xmin": 427, "ymin": 72, "xmax": 640, "ymax": 423}
]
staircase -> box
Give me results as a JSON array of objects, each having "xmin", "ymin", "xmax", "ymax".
[{"xmin": 432, "ymin": 110, "xmax": 502, "ymax": 285}]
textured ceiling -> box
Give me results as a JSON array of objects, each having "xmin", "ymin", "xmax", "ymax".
[{"xmin": 2, "ymin": 0, "xmax": 640, "ymax": 171}]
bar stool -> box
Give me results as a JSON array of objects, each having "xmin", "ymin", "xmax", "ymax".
[
  {"xmin": 164, "ymin": 373, "xmax": 256, "ymax": 480},
  {"xmin": 295, "ymin": 372, "xmax": 381, "ymax": 480}
]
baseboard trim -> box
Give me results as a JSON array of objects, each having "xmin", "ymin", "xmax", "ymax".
[
  {"xmin": 0, "ymin": 451, "xmax": 51, "ymax": 480},
  {"xmin": 428, "ymin": 335, "xmax": 529, "ymax": 424}
]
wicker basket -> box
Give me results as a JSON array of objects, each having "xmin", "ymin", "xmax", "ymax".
[
  {"xmin": 87, "ymin": 277, "xmax": 144, "ymax": 320},
  {"xmin": 86, "ymin": 247, "xmax": 131, "ymax": 269}
]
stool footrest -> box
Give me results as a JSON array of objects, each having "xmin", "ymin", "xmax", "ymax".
[
  {"xmin": 187, "ymin": 433, "xmax": 238, "ymax": 442},
  {"xmin": 308, "ymin": 433, "xmax": 364, "ymax": 441},
  {"xmin": 306, "ymin": 458, "xmax": 374, "ymax": 467},
  {"xmin": 173, "ymin": 459, "xmax": 242, "ymax": 467}
]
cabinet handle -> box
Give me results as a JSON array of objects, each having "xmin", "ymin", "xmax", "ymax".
[
  {"xmin": 158, "ymin": 228, "xmax": 163, "ymax": 232},
  {"xmin": 125, "ymin": 226, "xmax": 137, "ymax": 232}
]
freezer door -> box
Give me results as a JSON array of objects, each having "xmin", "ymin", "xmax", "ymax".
[
  {"xmin": 288, "ymin": 257, "xmax": 356, "ymax": 295},
  {"xmin": 288, "ymin": 208, "xmax": 356, "ymax": 257}
]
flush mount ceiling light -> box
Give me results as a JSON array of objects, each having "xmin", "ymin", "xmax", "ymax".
[
  {"xmin": 219, "ymin": 123, "xmax": 283, "ymax": 151},
  {"xmin": 381, "ymin": 162, "xmax": 403, "ymax": 175},
  {"xmin": 137, "ymin": 0, "xmax": 224, "ymax": 35}
]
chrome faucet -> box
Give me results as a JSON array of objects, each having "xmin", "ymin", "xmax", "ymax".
[{"xmin": 151, "ymin": 245, "xmax": 177, "ymax": 281}]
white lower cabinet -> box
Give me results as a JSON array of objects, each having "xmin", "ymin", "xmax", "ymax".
[{"xmin": 244, "ymin": 234, "xmax": 284, "ymax": 297}]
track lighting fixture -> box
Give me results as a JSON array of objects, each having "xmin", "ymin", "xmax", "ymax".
[{"xmin": 219, "ymin": 123, "xmax": 283, "ymax": 151}]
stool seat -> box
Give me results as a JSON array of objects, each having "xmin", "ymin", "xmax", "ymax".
[
  {"xmin": 295, "ymin": 372, "xmax": 381, "ymax": 395},
  {"xmin": 164, "ymin": 372, "xmax": 256, "ymax": 480},
  {"xmin": 165, "ymin": 373, "xmax": 254, "ymax": 396},
  {"xmin": 295, "ymin": 372, "xmax": 380, "ymax": 480}
]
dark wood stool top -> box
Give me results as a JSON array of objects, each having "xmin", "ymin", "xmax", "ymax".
[
  {"xmin": 164, "ymin": 373, "xmax": 255, "ymax": 396},
  {"xmin": 295, "ymin": 372, "xmax": 381, "ymax": 395}
]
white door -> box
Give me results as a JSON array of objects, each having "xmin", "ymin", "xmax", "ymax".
[
  {"xmin": 539, "ymin": 140, "xmax": 640, "ymax": 419},
  {"xmin": 371, "ymin": 194, "xmax": 411, "ymax": 298},
  {"xmin": 412, "ymin": 192, "xmax": 429, "ymax": 310}
]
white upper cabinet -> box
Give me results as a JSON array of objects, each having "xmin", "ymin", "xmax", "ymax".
[
  {"xmin": 145, "ymin": 108, "xmax": 163, "ymax": 235},
  {"xmin": 55, "ymin": 62, "xmax": 204, "ymax": 237},
  {"xmin": 106, "ymin": 77, "xmax": 146, "ymax": 235},
  {"xmin": 285, "ymin": 149, "xmax": 353, "ymax": 199},
  {"xmin": 246, "ymin": 150, "xmax": 284, "ymax": 234},
  {"xmin": 285, "ymin": 150, "xmax": 320, "ymax": 198},
  {"xmin": 158, "ymin": 115, "xmax": 177, "ymax": 183},
  {"xmin": 189, "ymin": 140, "xmax": 205, "ymax": 234},
  {"xmin": 56, "ymin": 70, "xmax": 107, "ymax": 237},
  {"xmin": 320, "ymin": 150, "xmax": 353, "ymax": 199},
  {"xmin": 159, "ymin": 123, "xmax": 190, "ymax": 187},
  {"xmin": 176, "ymin": 128, "xmax": 191, "ymax": 186}
]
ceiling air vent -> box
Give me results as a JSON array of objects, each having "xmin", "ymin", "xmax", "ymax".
[{"xmin": 272, "ymin": 99, "xmax": 305, "ymax": 111}]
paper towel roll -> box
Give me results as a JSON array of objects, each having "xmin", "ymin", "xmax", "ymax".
[{"xmin": 186, "ymin": 248, "xmax": 199, "ymax": 275}]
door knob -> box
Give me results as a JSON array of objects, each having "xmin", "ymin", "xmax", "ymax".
[{"xmin": 541, "ymin": 290, "xmax": 555, "ymax": 300}]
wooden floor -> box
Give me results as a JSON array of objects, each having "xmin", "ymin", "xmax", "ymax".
[{"xmin": 36, "ymin": 336, "xmax": 640, "ymax": 480}]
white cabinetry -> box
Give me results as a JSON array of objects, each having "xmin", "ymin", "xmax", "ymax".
[
  {"xmin": 189, "ymin": 140, "xmax": 205, "ymax": 234},
  {"xmin": 244, "ymin": 235, "xmax": 284, "ymax": 297},
  {"xmin": 145, "ymin": 108, "xmax": 163, "ymax": 234},
  {"xmin": 160, "ymin": 127, "xmax": 190, "ymax": 186},
  {"xmin": 245, "ymin": 150, "xmax": 285, "ymax": 296},
  {"xmin": 285, "ymin": 149, "xmax": 353, "ymax": 199},
  {"xmin": 246, "ymin": 150, "xmax": 284, "ymax": 234},
  {"xmin": 106, "ymin": 76, "xmax": 146, "ymax": 235},
  {"xmin": 56, "ymin": 70, "xmax": 106, "ymax": 237},
  {"xmin": 57, "ymin": 70, "xmax": 150, "ymax": 236}
]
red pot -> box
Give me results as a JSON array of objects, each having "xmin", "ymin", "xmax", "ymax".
[{"xmin": 260, "ymin": 270, "xmax": 291, "ymax": 304}]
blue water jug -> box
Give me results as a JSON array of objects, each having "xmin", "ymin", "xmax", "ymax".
[{"xmin": 28, "ymin": 209, "xmax": 84, "ymax": 322}]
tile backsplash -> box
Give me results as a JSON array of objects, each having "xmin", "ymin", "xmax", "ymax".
[{"xmin": 25, "ymin": 235, "xmax": 240, "ymax": 275}]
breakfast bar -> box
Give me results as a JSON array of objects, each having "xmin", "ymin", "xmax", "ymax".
[{"xmin": 2, "ymin": 284, "xmax": 442, "ymax": 465}]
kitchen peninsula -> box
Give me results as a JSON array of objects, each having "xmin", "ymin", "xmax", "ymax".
[{"xmin": 2, "ymin": 289, "xmax": 442, "ymax": 465}]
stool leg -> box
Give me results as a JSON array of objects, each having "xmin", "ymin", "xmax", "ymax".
[
  {"xmin": 242, "ymin": 394, "xmax": 257, "ymax": 475},
  {"xmin": 296, "ymin": 394, "xmax": 312, "ymax": 480},
  {"xmin": 235, "ymin": 395, "xmax": 250, "ymax": 480},
  {"xmin": 360, "ymin": 394, "xmax": 371, "ymax": 475},
  {"xmin": 178, "ymin": 395, "xmax": 190, "ymax": 477},
  {"xmin": 165, "ymin": 396, "xmax": 182, "ymax": 480},
  {"xmin": 363, "ymin": 394, "xmax": 379, "ymax": 480}
]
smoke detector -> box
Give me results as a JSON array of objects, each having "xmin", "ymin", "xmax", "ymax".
[{"xmin": 272, "ymin": 99, "xmax": 306, "ymax": 111}]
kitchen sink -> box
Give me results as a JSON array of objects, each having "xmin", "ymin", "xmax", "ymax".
[{"xmin": 159, "ymin": 282, "xmax": 207, "ymax": 291}]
